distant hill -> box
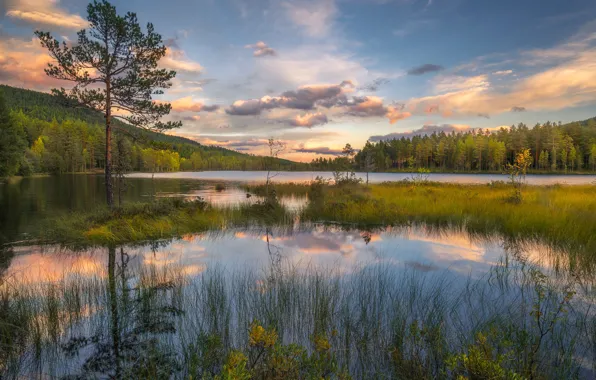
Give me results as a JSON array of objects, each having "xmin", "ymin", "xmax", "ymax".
[{"xmin": 0, "ymin": 84, "xmax": 295, "ymax": 163}]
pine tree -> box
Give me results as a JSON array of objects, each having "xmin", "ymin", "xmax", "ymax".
[
  {"xmin": 36, "ymin": 0, "xmax": 180, "ymax": 207},
  {"xmin": 0, "ymin": 92, "xmax": 27, "ymax": 177}
]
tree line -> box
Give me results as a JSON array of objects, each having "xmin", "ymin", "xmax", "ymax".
[
  {"xmin": 0, "ymin": 103, "xmax": 307, "ymax": 177},
  {"xmin": 311, "ymin": 120, "xmax": 596, "ymax": 173}
]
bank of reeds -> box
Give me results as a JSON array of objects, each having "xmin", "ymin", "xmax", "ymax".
[
  {"xmin": 1, "ymin": 256, "xmax": 594, "ymax": 379},
  {"xmin": 35, "ymin": 181, "xmax": 596, "ymax": 261},
  {"xmin": 39, "ymin": 197, "xmax": 294, "ymax": 247},
  {"xmin": 301, "ymin": 181, "xmax": 596, "ymax": 260}
]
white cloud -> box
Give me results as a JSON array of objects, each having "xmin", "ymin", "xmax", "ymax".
[
  {"xmin": 254, "ymin": 44, "xmax": 370, "ymax": 89},
  {"xmin": 161, "ymin": 48, "xmax": 203, "ymax": 73},
  {"xmin": 403, "ymin": 24, "xmax": 596, "ymax": 118},
  {"xmin": 245, "ymin": 41, "xmax": 277, "ymax": 57},
  {"xmin": 6, "ymin": 0, "xmax": 87, "ymax": 29},
  {"xmin": 493, "ymin": 70, "xmax": 513, "ymax": 76}
]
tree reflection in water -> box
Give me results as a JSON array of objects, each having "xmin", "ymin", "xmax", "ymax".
[{"xmin": 62, "ymin": 246, "xmax": 183, "ymax": 379}]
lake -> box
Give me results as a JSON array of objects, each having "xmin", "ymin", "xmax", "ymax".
[
  {"xmin": 4, "ymin": 223, "xmax": 592, "ymax": 378},
  {"xmin": 128, "ymin": 170, "xmax": 596, "ymax": 185},
  {"xmin": 1, "ymin": 172, "xmax": 595, "ymax": 378}
]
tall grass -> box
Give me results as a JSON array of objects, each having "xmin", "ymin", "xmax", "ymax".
[
  {"xmin": 301, "ymin": 182, "xmax": 596, "ymax": 266},
  {"xmin": 40, "ymin": 197, "xmax": 295, "ymax": 247},
  {"xmin": 35, "ymin": 181, "xmax": 596, "ymax": 265},
  {"xmin": 1, "ymin": 252, "xmax": 594, "ymax": 379}
]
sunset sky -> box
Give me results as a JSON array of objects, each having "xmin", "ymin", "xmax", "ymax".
[{"xmin": 2, "ymin": 0, "xmax": 596, "ymax": 161}]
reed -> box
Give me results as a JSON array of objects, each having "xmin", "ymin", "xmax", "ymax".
[{"xmin": 1, "ymin": 255, "xmax": 594, "ymax": 379}]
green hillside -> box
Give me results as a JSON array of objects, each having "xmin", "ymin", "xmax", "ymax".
[{"xmin": 1, "ymin": 85, "xmax": 303, "ymax": 174}]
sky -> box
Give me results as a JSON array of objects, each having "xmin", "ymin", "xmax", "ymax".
[{"xmin": 1, "ymin": 0, "xmax": 596, "ymax": 161}]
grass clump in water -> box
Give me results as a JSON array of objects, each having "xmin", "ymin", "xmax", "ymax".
[
  {"xmin": 300, "ymin": 181, "xmax": 596, "ymax": 260},
  {"xmin": 41, "ymin": 198, "xmax": 226, "ymax": 246},
  {"xmin": 41, "ymin": 196, "xmax": 295, "ymax": 246},
  {"xmin": 37, "ymin": 181, "xmax": 596, "ymax": 256}
]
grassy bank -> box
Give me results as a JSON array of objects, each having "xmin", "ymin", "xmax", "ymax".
[
  {"xmin": 302, "ymin": 182, "xmax": 596, "ymax": 257},
  {"xmin": 37, "ymin": 182, "xmax": 596, "ymax": 258},
  {"xmin": 40, "ymin": 197, "xmax": 293, "ymax": 246},
  {"xmin": 1, "ymin": 257, "xmax": 593, "ymax": 379}
]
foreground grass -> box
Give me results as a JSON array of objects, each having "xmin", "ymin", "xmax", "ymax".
[{"xmin": 1, "ymin": 257, "xmax": 593, "ymax": 379}]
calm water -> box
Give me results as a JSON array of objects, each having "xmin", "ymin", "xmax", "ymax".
[
  {"xmin": 1, "ymin": 173, "xmax": 594, "ymax": 378},
  {"xmin": 3, "ymin": 225, "xmax": 593, "ymax": 378},
  {"xmin": 128, "ymin": 170, "xmax": 596, "ymax": 185},
  {"xmin": 5, "ymin": 225, "xmax": 558, "ymax": 285},
  {"xmin": 0, "ymin": 174, "xmax": 306, "ymax": 243}
]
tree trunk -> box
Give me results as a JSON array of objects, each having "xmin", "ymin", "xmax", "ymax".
[
  {"xmin": 105, "ymin": 79, "xmax": 114, "ymax": 208},
  {"xmin": 108, "ymin": 246, "xmax": 121, "ymax": 378}
]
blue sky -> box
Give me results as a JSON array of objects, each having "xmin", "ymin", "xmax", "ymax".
[{"xmin": 2, "ymin": 0, "xmax": 596, "ymax": 161}]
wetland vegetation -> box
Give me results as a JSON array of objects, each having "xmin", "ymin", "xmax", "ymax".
[
  {"xmin": 2, "ymin": 175, "xmax": 595, "ymax": 378},
  {"xmin": 1, "ymin": 0, "xmax": 596, "ymax": 379}
]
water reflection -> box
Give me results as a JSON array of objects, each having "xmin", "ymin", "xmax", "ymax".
[
  {"xmin": 5, "ymin": 225, "xmax": 564, "ymax": 286},
  {"xmin": 128, "ymin": 170, "xmax": 596, "ymax": 185},
  {"xmin": 0, "ymin": 176, "xmax": 307, "ymax": 242},
  {"xmin": 2, "ymin": 226, "xmax": 593, "ymax": 379}
]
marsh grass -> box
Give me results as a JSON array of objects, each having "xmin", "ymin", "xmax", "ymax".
[
  {"xmin": 35, "ymin": 182, "xmax": 596, "ymax": 267},
  {"xmin": 300, "ymin": 182, "xmax": 596, "ymax": 264},
  {"xmin": 40, "ymin": 197, "xmax": 295, "ymax": 247},
  {"xmin": 1, "ymin": 255, "xmax": 594, "ymax": 379},
  {"xmin": 243, "ymin": 182, "xmax": 313, "ymax": 197}
]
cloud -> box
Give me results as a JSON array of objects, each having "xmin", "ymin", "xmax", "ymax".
[
  {"xmin": 399, "ymin": 24, "xmax": 596, "ymax": 119},
  {"xmin": 245, "ymin": 41, "xmax": 277, "ymax": 57},
  {"xmin": 288, "ymin": 112, "xmax": 328, "ymax": 127},
  {"xmin": 226, "ymin": 99, "xmax": 272, "ymax": 116},
  {"xmin": 369, "ymin": 124, "xmax": 471, "ymax": 141},
  {"xmin": 283, "ymin": 0, "xmax": 337, "ymax": 37},
  {"xmin": 225, "ymin": 81, "xmax": 413, "ymax": 125},
  {"xmin": 161, "ymin": 48, "xmax": 203, "ymax": 73},
  {"xmin": 226, "ymin": 81, "xmax": 353, "ymax": 115},
  {"xmin": 407, "ymin": 45, "xmax": 596, "ymax": 117},
  {"xmin": 224, "ymin": 139, "xmax": 270, "ymax": 148},
  {"xmin": 167, "ymin": 97, "xmax": 219, "ymax": 112},
  {"xmin": 510, "ymin": 106, "xmax": 526, "ymax": 112},
  {"xmin": 432, "ymin": 74, "xmax": 490, "ymax": 93},
  {"xmin": 386, "ymin": 104, "xmax": 412, "ymax": 124},
  {"xmin": 6, "ymin": 0, "xmax": 87, "ymax": 29},
  {"xmin": 293, "ymin": 146, "xmax": 344, "ymax": 156},
  {"xmin": 344, "ymin": 96, "xmax": 386, "ymax": 117},
  {"xmin": 407, "ymin": 64, "xmax": 444, "ymax": 76},
  {"xmin": 358, "ymin": 78, "xmax": 390, "ymax": 92},
  {"xmin": 169, "ymin": 78, "xmax": 216, "ymax": 94},
  {"xmin": 342, "ymin": 97, "xmax": 412, "ymax": 124},
  {"xmin": 250, "ymin": 44, "xmax": 383, "ymax": 93},
  {"xmin": 0, "ymin": 37, "xmax": 60, "ymax": 89},
  {"xmin": 182, "ymin": 115, "xmax": 202, "ymax": 122}
]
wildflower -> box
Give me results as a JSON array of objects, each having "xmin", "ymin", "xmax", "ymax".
[
  {"xmin": 249, "ymin": 321, "xmax": 277, "ymax": 348},
  {"xmin": 314, "ymin": 334, "xmax": 331, "ymax": 352}
]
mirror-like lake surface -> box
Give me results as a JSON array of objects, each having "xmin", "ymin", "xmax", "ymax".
[
  {"xmin": 128, "ymin": 170, "xmax": 596, "ymax": 185},
  {"xmin": 1, "ymin": 173, "xmax": 595, "ymax": 378},
  {"xmin": 5, "ymin": 225, "xmax": 557, "ymax": 285},
  {"xmin": 2, "ymin": 225, "xmax": 594, "ymax": 378}
]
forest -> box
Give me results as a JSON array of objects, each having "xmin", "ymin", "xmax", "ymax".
[
  {"xmin": 313, "ymin": 119, "xmax": 596, "ymax": 173},
  {"xmin": 0, "ymin": 85, "xmax": 306, "ymax": 177}
]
